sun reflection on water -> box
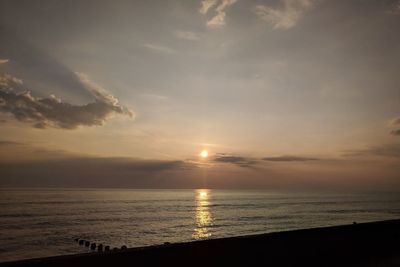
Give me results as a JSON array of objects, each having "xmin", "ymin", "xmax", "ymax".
[{"xmin": 192, "ymin": 189, "xmax": 213, "ymax": 240}]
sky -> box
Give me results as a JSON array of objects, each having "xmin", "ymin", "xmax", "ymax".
[{"xmin": 0, "ymin": 0, "xmax": 399, "ymax": 190}]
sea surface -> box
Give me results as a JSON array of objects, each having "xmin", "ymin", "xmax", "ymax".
[{"xmin": 1, "ymin": 189, "xmax": 400, "ymax": 262}]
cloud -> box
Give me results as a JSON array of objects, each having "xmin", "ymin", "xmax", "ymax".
[
  {"xmin": 388, "ymin": 0, "xmax": 400, "ymax": 14},
  {"xmin": 390, "ymin": 117, "xmax": 400, "ymax": 136},
  {"xmin": 0, "ymin": 26, "xmax": 94, "ymax": 100},
  {"xmin": 0, "ymin": 140, "xmax": 23, "ymax": 146},
  {"xmin": 174, "ymin": 31, "xmax": 200, "ymax": 41},
  {"xmin": 0, "ymin": 59, "xmax": 9, "ymax": 64},
  {"xmin": 345, "ymin": 143, "xmax": 400, "ymax": 158},
  {"xmin": 200, "ymin": 0, "xmax": 238, "ymax": 28},
  {"xmin": 200, "ymin": 0, "xmax": 218, "ymax": 14},
  {"xmin": 211, "ymin": 153, "xmax": 320, "ymax": 166},
  {"xmin": 0, "ymin": 157, "xmax": 190, "ymax": 188},
  {"xmin": 0, "ymin": 73, "xmax": 133, "ymax": 129},
  {"xmin": 262, "ymin": 155, "xmax": 319, "ymax": 162},
  {"xmin": 253, "ymin": 0, "xmax": 315, "ymax": 30},
  {"xmin": 142, "ymin": 43, "xmax": 176, "ymax": 54},
  {"xmin": 392, "ymin": 117, "xmax": 400, "ymax": 126},
  {"xmin": 391, "ymin": 129, "xmax": 400, "ymax": 136},
  {"xmin": 207, "ymin": 12, "xmax": 227, "ymax": 28},
  {"xmin": 0, "ymin": 73, "xmax": 23, "ymax": 89},
  {"xmin": 0, "ymin": 140, "xmax": 194, "ymax": 188},
  {"xmin": 213, "ymin": 153, "xmax": 257, "ymax": 167}
]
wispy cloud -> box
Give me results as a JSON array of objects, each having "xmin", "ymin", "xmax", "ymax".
[
  {"xmin": 0, "ymin": 73, "xmax": 133, "ymax": 129},
  {"xmin": 142, "ymin": 43, "xmax": 176, "ymax": 54},
  {"xmin": 0, "ymin": 59, "xmax": 9, "ymax": 64},
  {"xmin": 263, "ymin": 155, "xmax": 319, "ymax": 162},
  {"xmin": 200, "ymin": 0, "xmax": 238, "ymax": 28},
  {"xmin": 199, "ymin": 0, "xmax": 218, "ymax": 14},
  {"xmin": 174, "ymin": 31, "xmax": 200, "ymax": 41},
  {"xmin": 253, "ymin": 0, "xmax": 315, "ymax": 30}
]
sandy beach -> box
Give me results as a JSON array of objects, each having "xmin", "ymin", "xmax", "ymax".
[{"xmin": 2, "ymin": 219, "xmax": 399, "ymax": 267}]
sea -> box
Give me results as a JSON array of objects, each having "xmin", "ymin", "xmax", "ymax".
[{"xmin": 0, "ymin": 189, "xmax": 400, "ymax": 262}]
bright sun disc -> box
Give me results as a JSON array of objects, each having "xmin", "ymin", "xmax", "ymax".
[
  {"xmin": 199, "ymin": 191, "xmax": 208, "ymax": 197},
  {"xmin": 200, "ymin": 150, "xmax": 208, "ymax": 158}
]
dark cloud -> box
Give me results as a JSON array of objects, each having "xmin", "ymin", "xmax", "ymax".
[
  {"xmin": 0, "ymin": 140, "xmax": 193, "ymax": 187},
  {"xmin": 391, "ymin": 129, "xmax": 400, "ymax": 136},
  {"xmin": 345, "ymin": 143, "xmax": 400, "ymax": 158},
  {"xmin": 262, "ymin": 155, "xmax": 319, "ymax": 162},
  {"xmin": 0, "ymin": 140, "xmax": 23, "ymax": 146},
  {"xmin": 0, "ymin": 73, "xmax": 133, "ymax": 129},
  {"xmin": 212, "ymin": 153, "xmax": 257, "ymax": 167},
  {"xmin": 390, "ymin": 117, "xmax": 400, "ymax": 136},
  {"xmin": 212, "ymin": 154, "xmax": 320, "ymax": 166},
  {"xmin": 0, "ymin": 156, "xmax": 191, "ymax": 188}
]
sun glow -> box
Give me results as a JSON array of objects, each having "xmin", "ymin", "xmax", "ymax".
[
  {"xmin": 199, "ymin": 191, "xmax": 208, "ymax": 197},
  {"xmin": 200, "ymin": 150, "xmax": 208, "ymax": 158}
]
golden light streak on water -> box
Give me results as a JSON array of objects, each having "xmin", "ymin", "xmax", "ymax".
[{"xmin": 193, "ymin": 190, "xmax": 213, "ymax": 239}]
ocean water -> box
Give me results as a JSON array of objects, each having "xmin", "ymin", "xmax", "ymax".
[{"xmin": 0, "ymin": 189, "xmax": 400, "ymax": 262}]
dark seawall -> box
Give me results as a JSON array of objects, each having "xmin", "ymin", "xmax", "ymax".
[{"xmin": 2, "ymin": 219, "xmax": 400, "ymax": 267}]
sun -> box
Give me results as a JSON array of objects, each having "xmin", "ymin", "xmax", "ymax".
[
  {"xmin": 200, "ymin": 150, "xmax": 209, "ymax": 158},
  {"xmin": 199, "ymin": 191, "xmax": 208, "ymax": 197}
]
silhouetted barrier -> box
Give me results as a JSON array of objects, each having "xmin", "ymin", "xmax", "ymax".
[{"xmin": 73, "ymin": 238, "xmax": 124, "ymax": 253}]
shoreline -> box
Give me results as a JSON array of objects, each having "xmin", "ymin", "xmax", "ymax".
[{"xmin": 2, "ymin": 219, "xmax": 400, "ymax": 266}]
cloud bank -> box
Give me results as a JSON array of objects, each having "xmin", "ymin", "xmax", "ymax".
[
  {"xmin": 0, "ymin": 157, "xmax": 190, "ymax": 188},
  {"xmin": 254, "ymin": 0, "xmax": 315, "ymax": 30},
  {"xmin": 0, "ymin": 140, "xmax": 192, "ymax": 187},
  {"xmin": 0, "ymin": 72, "xmax": 133, "ymax": 129}
]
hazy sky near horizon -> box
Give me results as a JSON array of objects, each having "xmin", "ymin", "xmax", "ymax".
[{"xmin": 0, "ymin": 0, "xmax": 400, "ymax": 189}]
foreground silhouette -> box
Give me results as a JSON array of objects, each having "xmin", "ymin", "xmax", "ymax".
[{"xmin": 2, "ymin": 220, "xmax": 400, "ymax": 267}]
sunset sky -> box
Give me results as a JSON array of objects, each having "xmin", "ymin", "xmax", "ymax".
[{"xmin": 0, "ymin": 0, "xmax": 399, "ymax": 189}]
